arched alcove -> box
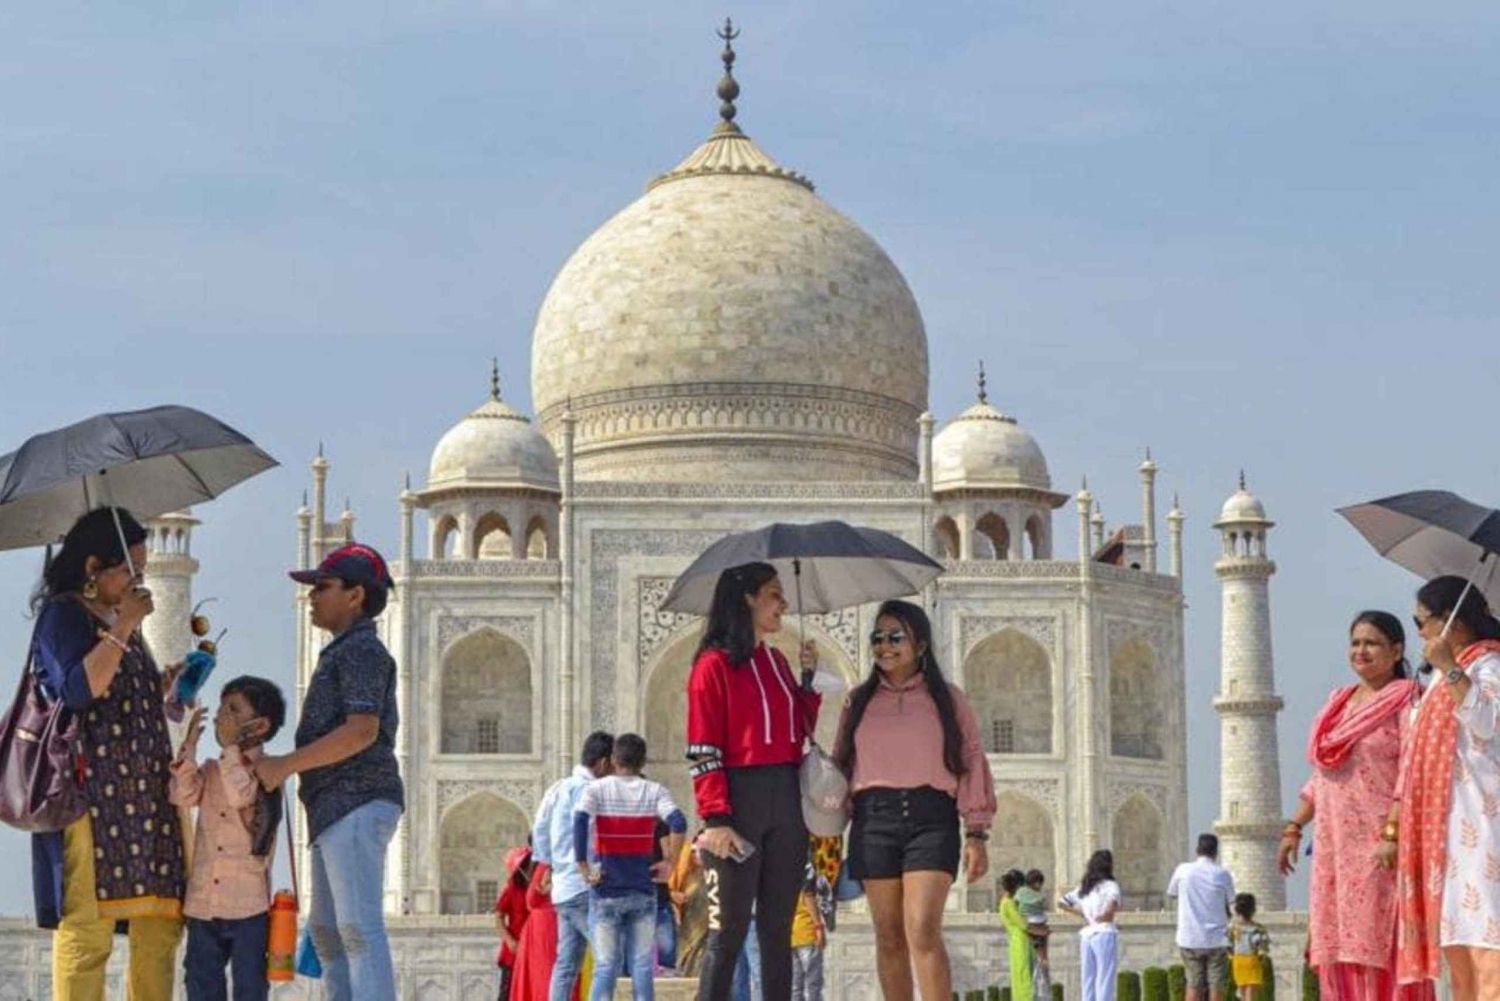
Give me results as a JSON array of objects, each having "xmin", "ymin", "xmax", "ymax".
[
  {"xmin": 975, "ymin": 513, "xmax": 1010, "ymax": 561},
  {"xmin": 525, "ymin": 516, "xmax": 550, "ymax": 560},
  {"xmin": 439, "ymin": 793, "xmax": 529, "ymax": 914},
  {"xmin": 433, "ymin": 514, "xmax": 459, "ymax": 560},
  {"xmin": 967, "ymin": 793, "xmax": 1055, "ymax": 913},
  {"xmin": 475, "ymin": 512, "xmax": 513, "ymax": 560},
  {"xmin": 1024, "ymin": 514, "xmax": 1045, "ymax": 560},
  {"xmin": 964, "ymin": 629, "xmax": 1052, "ymax": 754},
  {"xmin": 1110, "ymin": 638, "xmax": 1164, "ymax": 759},
  {"xmin": 1111, "ymin": 794, "xmax": 1166, "ymax": 910},
  {"xmin": 441, "ymin": 629, "xmax": 532, "ymax": 754},
  {"xmin": 934, "ymin": 516, "xmax": 960, "ymax": 560}
]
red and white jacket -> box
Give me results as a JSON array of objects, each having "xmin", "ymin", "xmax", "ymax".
[{"xmin": 686, "ymin": 643, "xmax": 821, "ymax": 825}]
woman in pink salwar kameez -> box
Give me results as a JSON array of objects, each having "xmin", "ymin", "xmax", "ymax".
[{"xmin": 1279, "ymin": 611, "xmax": 1432, "ymax": 1001}]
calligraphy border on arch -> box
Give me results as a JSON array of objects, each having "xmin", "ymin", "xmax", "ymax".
[
  {"xmin": 435, "ymin": 615, "xmax": 536, "ymax": 657},
  {"xmin": 435, "ymin": 779, "xmax": 540, "ymax": 821},
  {"xmin": 994, "ymin": 778, "xmax": 1062, "ymax": 819},
  {"xmin": 958, "ymin": 615, "xmax": 1058, "ymax": 658},
  {"xmin": 1107, "ymin": 781, "xmax": 1167, "ymax": 818}
]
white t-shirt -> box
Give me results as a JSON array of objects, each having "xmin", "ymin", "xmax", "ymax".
[
  {"xmin": 1166, "ymin": 857, "xmax": 1236, "ymax": 948},
  {"xmin": 1067, "ymin": 880, "xmax": 1121, "ymax": 938}
]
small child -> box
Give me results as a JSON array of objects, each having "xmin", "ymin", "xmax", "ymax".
[
  {"xmin": 790, "ymin": 863, "xmax": 826, "ymax": 1001},
  {"xmin": 1229, "ymin": 893, "xmax": 1271, "ymax": 1001},
  {"xmin": 1015, "ymin": 869, "xmax": 1051, "ymax": 999},
  {"xmin": 169, "ymin": 675, "xmax": 287, "ymax": 1001}
]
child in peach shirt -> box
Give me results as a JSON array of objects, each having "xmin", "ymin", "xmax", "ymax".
[{"xmin": 169, "ymin": 676, "xmax": 287, "ymax": 1001}]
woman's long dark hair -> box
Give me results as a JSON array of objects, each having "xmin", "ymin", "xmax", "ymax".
[
  {"xmin": 1418, "ymin": 575, "xmax": 1500, "ymax": 642},
  {"xmin": 835, "ymin": 599, "xmax": 966, "ymax": 778},
  {"xmin": 1350, "ymin": 610, "xmax": 1410, "ymax": 679},
  {"xmin": 30, "ymin": 507, "xmax": 146, "ymax": 614},
  {"xmin": 695, "ymin": 561, "xmax": 779, "ymax": 667},
  {"xmin": 1079, "ymin": 849, "xmax": 1115, "ymax": 897}
]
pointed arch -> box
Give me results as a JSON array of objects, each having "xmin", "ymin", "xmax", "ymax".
[
  {"xmin": 975, "ymin": 512, "xmax": 1010, "ymax": 561},
  {"xmin": 964, "ymin": 629, "xmax": 1052, "ymax": 753},
  {"xmin": 441, "ymin": 628, "xmax": 532, "ymax": 754},
  {"xmin": 439, "ymin": 792, "xmax": 529, "ymax": 914},
  {"xmin": 1110, "ymin": 638, "xmax": 1164, "ymax": 759},
  {"xmin": 1024, "ymin": 514, "xmax": 1046, "ymax": 560},
  {"xmin": 967, "ymin": 792, "xmax": 1055, "ymax": 913},
  {"xmin": 475, "ymin": 512, "xmax": 513, "ymax": 560},
  {"xmin": 433, "ymin": 514, "xmax": 459, "ymax": 560},
  {"xmin": 1111, "ymin": 793, "xmax": 1166, "ymax": 910},
  {"xmin": 933, "ymin": 516, "xmax": 960, "ymax": 560},
  {"xmin": 524, "ymin": 516, "xmax": 550, "ymax": 560}
]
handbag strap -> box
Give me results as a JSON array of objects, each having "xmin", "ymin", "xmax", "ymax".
[{"xmin": 281, "ymin": 782, "xmax": 300, "ymax": 902}]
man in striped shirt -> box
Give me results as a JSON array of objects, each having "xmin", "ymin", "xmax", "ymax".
[{"xmin": 574, "ymin": 734, "xmax": 687, "ymax": 1001}]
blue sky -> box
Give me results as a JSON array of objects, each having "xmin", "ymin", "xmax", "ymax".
[{"xmin": 1, "ymin": 1, "xmax": 1498, "ymax": 914}]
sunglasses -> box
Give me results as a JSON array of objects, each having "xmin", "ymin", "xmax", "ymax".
[{"xmin": 869, "ymin": 630, "xmax": 908, "ymax": 647}]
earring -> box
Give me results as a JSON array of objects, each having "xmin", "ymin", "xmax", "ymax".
[{"xmin": 82, "ymin": 575, "xmax": 99, "ymax": 600}]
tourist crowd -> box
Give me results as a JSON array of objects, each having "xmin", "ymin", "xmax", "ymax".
[{"xmin": 14, "ymin": 508, "xmax": 1500, "ymax": 1001}]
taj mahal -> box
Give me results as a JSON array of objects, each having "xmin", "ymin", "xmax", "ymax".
[{"xmin": 0, "ymin": 28, "xmax": 1309, "ymax": 1001}]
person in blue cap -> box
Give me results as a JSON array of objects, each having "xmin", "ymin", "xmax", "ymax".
[{"xmin": 256, "ymin": 542, "xmax": 404, "ymax": 1001}]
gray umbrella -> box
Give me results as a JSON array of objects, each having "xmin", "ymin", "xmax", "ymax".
[
  {"xmin": 0, "ymin": 405, "xmax": 278, "ymax": 552},
  {"xmin": 1337, "ymin": 489, "xmax": 1500, "ymax": 613},
  {"xmin": 660, "ymin": 520, "xmax": 942, "ymax": 617}
]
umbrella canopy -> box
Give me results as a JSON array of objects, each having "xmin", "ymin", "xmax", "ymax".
[
  {"xmin": 0, "ymin": 405, "xmax": 278, "ymax": 551},
  {"xmin": 1337, "ymin": 489, "xmax": 1500, "ymax": 609},
  {"xmin": 660, "ymin": 520, "xmax": 942, "ymax": 616}
]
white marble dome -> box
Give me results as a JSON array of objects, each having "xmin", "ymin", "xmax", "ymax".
[
  {"xmin": 428, "ymin": 394, "xmax": 559, "ymax": 491},
  {"xmin": 1216, "ymin": 477, "xmax": 1269, "ymax": 525},
  {"xmin": 932, "ymin": 399, "xmax": 1052, "ymax": 492},
  {"xmin": 529, "ymin": 119, "xmax": 928, "ymax": 482}
]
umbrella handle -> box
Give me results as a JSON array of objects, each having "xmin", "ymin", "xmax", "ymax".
[
  {"xmin": 1442, "ymin": 552, "xmax": 1494, "ymax": 639},
  {"xmin": 95, "ymin": 472, "xmax": 140, "ymax": 580}
]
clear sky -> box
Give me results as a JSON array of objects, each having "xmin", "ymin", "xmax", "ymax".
[{"xmin": 1, "ymin": 1, "xmax": 1497, "ymax": 915}]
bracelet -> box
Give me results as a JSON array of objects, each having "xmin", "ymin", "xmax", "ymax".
[
  {"xmin": 965, "ymin": 830, "xmax": 989, "ymax": 842},
  {"xmin": 96, "ymin": 630, "xmax": 129, "ymax": 654}
]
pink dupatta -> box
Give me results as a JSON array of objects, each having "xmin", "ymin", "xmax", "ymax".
[
  {"xmin": 1396, "ymin": 639, "xmax": 1500, "ymax": 984},
  {"xmin": 1308, "ymin": 678, "xmax": 1417, "ymax": 771}
]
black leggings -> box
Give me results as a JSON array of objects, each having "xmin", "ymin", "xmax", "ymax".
[{"xmin": 695, "ymin": 764, "xmax": 807, "ymax": 1001}]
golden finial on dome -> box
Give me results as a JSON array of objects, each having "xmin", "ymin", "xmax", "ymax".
[
  {"xmin": 716, "ymin": 18, "xmax": 742, "ymax": 132},
  {"xmin": 977, "ymin": 360, "xmax": 988, "ymax": 405},
  {"xmin": 490, "ymin": 357, "xmax": 502, "ymax": 401}
]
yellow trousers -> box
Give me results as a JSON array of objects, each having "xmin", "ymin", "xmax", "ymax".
[{"xmin": 51, "ymin": 815, "xmax": 183, "ymax": 1001}]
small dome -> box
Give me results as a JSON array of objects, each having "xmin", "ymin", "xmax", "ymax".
[
  {"xmin": 932, "ymin": 400, "xmax": 1052, "ymax": 492},
  {"xmin": 1215, "ymin": 474, "xmax": 1269, "ymax": 525},
  {"xmin": 428, "ymin": 395, "xmax": 559, "ymax": 492}
]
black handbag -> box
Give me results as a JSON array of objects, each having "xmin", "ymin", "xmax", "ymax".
[{"xmin": 0, "ymin": 623, "xmax": 88, "ymax": 833}]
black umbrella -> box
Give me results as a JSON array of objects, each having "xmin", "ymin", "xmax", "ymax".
[
  {"xmin": 1338, "ymin": 489, "xmax": 1500, "ymax": 617},
  {"xmin": 660, "ymin": 520, "xmax": 942, "ymax": 618},
  {"xmin": 0, "ymin": 405, "xmax": 278, "ymax": 555}
]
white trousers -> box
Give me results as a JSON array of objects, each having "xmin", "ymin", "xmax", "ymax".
[{"xmin": 1079, "ymin": 930, "xmax": 1119, "ymax": 1001}]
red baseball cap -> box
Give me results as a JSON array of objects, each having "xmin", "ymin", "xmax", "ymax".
[{"xmin": 289, "ymin": 542, "xmax": 393, "ymax": 592}]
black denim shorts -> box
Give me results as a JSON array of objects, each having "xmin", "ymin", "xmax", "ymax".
[{"xmin": 847, "ymin": 786, "xmax": 960, "ymax": 880}]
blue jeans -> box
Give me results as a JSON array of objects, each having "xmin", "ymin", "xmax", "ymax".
[
  {"xmin": 731, "ymin": 917, "xmax": 761, "ymax": 1001},
  {"xmin": 655, "ymin": 898, "xmax": 676, "ymax": 971},
  {"xmin": 588, "ymin": 892, "xmax": 657, "ymax": 1001},
  {"xmin": 183, "ymin": 914, "xmax": 269, "ymax": 1001},
  {"xmin": 550, "ymin": 893, "xmax": 591, "ymax": 1001},
  {"xmin": 308, "ymin": 799, "xmax": 401, "ymax": 1001}
]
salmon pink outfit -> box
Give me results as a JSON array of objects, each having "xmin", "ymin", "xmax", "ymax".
[{"xmin": 1301, "ymin": 678, "xmax": 1432, "ymax": 1001}]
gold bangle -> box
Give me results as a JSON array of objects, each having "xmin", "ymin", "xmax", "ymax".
[
  {"xmin": 1380, "ymin": 822, "xmax": 1399, "ymax": 843},
  {"xmin": 96, "ymin": 629, "xmax": 129, "ymax": 654}
]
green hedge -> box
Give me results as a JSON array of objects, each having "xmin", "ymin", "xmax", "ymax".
[
  {"xmin": 1167, "ymin": 964, "xmax": 1187, "ymax": 1001},
  {"xmin": 1142, "ymin": 966, "xmax": 1168, "ymax": 1001},
  {"xmin": 1052, "ymin": 984, "xmax": 1063, "ymax": 1001},
  {"xmin": 987, "ymin": 988, "xmax": 1002, "ymax": 1001},
  {"xmin": 1301, "ymin": 965, "xmax": 1319, "ymax": 1001},
  {"xmin": 1118, "ymin": 970, "xmax": 1142, "ymax": 1001}
]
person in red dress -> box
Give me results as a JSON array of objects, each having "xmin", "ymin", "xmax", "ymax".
[
  {"xmin": 510, "ymin": 863, "xmax": 581, "ymax": 1001},
  {"xmin": 497, "ymin": 845, "xmax": 535, "ymax": 1001}
]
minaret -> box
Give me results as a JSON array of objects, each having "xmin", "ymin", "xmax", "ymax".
[
  {"xmin": 1139, "ymin": 449, "xmax": 1158, "ymax": 572},
  {"xmin": 310, "ymin": 445, "xmax": 330, "ymax": 561},
  {"xmin": 141, "ymin": 510, "xmax": 201, "ymax": 669},
  {"xmin": 1167, "ymin": 494, "xmax": 1185, "ymax": 579},
  {"xmin": 1090, "ymin": 504, "xmax": 1106, "ymax": 553},
  {"xmin": 1212, "ymin": 472, "xmax": 1285, "ymax": 910}
]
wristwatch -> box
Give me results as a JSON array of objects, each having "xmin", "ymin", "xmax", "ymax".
[{"xmin": 1447, "ymin": 667, "xmax": 1466, "ymax": 685}]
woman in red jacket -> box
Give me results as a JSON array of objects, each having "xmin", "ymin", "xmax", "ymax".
[{"xmin": 686, "ymin": 562, "xmax": 818, "ymax": 1001}]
